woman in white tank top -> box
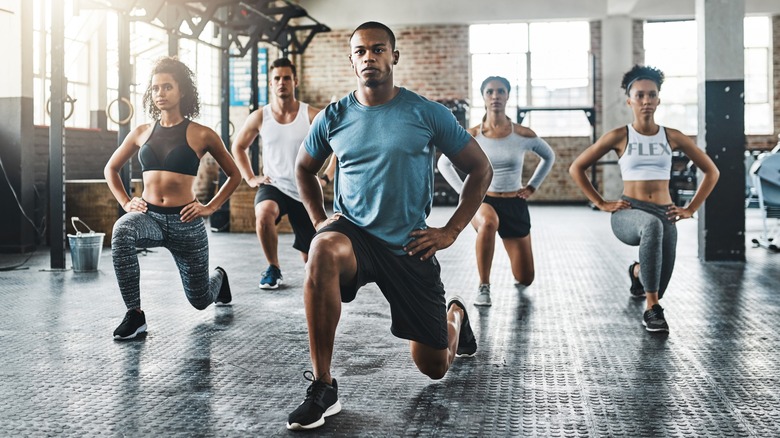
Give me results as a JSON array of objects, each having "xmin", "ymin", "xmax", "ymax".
[
  {"xmin": 569, "ymin": 65, "xmax": 719, "ymax": 333},
  {"xmin": 438, "ymin": 76, "xmax": 555, "ymax": 307}
]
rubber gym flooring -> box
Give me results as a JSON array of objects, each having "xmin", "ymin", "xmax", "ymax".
[{"xmin": 0, "ymin": 205, "xmax": 778, "ymax": 437}]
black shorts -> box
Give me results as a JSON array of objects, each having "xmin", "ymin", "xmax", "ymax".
[
  {"xmin": 254, "ymin": 184, "xmax": 316, "ymax": 253},
  {"xmin": 316, "ymin": 217, "xmax": 449, "ymax": 350},
  {"xmin": 483, "ymin": 195, "xmax": 532, "ymax": 238}
]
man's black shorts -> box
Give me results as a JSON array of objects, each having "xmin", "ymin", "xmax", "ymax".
[
  {"xmin": 483, "ymin": 195, "xmax": 532, "ymax": 238},
  {"xmin": 255, "ymin": 184, "xmax": 316, "ymax": 253},
  {"xmin": 316, "ymin": 217, "xmax": 449, "ymax": 350}
]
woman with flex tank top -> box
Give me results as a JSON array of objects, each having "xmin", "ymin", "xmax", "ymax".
[
  {"xmin": 569, "ymin": 65, "xmax": 719, "ymax": 333},
  {"xmin": 104, "ymin": 57, "xmax": 241, "ymax": 340},
  {"xmin": 438, "ymin": 76, "xmax": 555, "ymax": 307}
]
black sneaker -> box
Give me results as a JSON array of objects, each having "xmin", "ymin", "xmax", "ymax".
[
  {"xmin": 642, "ymin": 304, "xmax": 670, "ymax": 333},
  {"xmin": 287, "ymin": 371, "xmax": 341, "ymax": 430},
  {"xmin": 215, "ymin": 266, "xmax": 232, "ymax": 306},
  {"xmin": 628, "ymin": 262, "xmax": 645, "ymax": 298},
  {"xmin": 447, "ymin": 297, "xmax": 477, "ymax": 357},
  {"xmin": 113, "ymin": 309, "xmax": 147, "ymax": 340}
]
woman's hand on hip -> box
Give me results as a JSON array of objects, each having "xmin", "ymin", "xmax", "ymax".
[
  {"xmin": 597, "ymin": 199, "xmax": 631, "ymax": 212},
  {"xmin": 666, "ymin": 205, "xmax": 693, "ymax": 223},
  {"xmin": 179, "ymin": 201, "xmax": 212, "ymax": 223},
  {"xmin": 516, "ymin": 186, "xmax": 536, "ymax": 199},
  {"xmin": 123, "ymin": 197, "xmax": 147, "ymax": 213}
]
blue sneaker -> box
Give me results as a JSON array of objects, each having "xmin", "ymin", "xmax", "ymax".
[{"xmin": 259, "ymin": 265, "xmax": 283, "ymax": 289}]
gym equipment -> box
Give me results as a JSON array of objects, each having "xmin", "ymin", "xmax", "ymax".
[{"xmin": 750, "ymin": 151, "xmax": 780, "ymax": 252}]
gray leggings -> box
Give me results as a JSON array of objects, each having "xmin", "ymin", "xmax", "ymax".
[
  {"xmin": 111, "ymin": 206, "xmax": 224, "ymax": 310},
  {"xmin": 611, "ymin": 196, "xmax": 677, "ymax": 297}
]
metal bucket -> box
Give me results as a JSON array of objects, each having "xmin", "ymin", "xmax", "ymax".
[{"xmin": 68, "ymin": 217, "xmax": 105, "ymax": 272}]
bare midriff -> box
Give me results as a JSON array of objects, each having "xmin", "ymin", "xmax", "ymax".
[
  {"xmin": 622, "ymin": 180, "xmax": 673, "ymax": 205},
  {"xmin": 486, "ymin": 191, "xmax": 518, "ymax": 198},
  {"xmin": 141, "ymin": 171, "xmax": 197, "ymax": 207}
]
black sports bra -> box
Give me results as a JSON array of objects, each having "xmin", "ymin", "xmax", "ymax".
[{"xmin": 138, "ymin": 119, "xmax": 200, "ymax": 176}]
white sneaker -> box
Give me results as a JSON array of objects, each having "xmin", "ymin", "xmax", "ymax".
[{"xmin": 474, "ymin": 284, "xmax": 492, "ymax": 307}]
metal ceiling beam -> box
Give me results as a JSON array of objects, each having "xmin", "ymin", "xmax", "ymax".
[{"xmin": 77, "ymin": 0, "xmax": 330, "ymax": 56}]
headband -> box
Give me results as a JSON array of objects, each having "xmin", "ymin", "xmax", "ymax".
[{"xmin": 625, "ymin": 76, "xmax": 657, "ymax": 95}]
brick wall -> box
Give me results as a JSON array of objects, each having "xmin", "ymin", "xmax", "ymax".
[
  {"xmin": 299, "ymin": 25, "xmax": 470, "ymax": 108},
  {"xmin": 33, "ymin": 126, "xmax": 219, "ymax": 230},
  {"xmin": 523, "ymin": 136, "xmax": 592, "ymax": 202}
]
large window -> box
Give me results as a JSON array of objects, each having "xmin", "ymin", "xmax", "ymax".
[
  {"xmin": 33, "ymin": 0, "xmax": 97, "ymax": 128},
  {"xmin": 644, "ymin": 17, "xmax": 773, "ymax": 135},
  {"xmin": 469, "ymin": 22, "xmax": 592, "ymax": 136},
  {"xmin": 32, "ymin": 0, "xmax": 224, "ymax": 130}
]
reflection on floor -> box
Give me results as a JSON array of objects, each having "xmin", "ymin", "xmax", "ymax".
[{"xmin": 0, "ymin": 206, "xmax": 777, "ymax": 436}]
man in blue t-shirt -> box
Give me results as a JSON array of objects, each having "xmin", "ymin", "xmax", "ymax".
[{"xmin": 287, "ymin": 21, "xmax": 493, "ymax": 431}]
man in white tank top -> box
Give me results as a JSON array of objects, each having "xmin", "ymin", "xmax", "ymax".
[{"xmin": 232, "ymin": 58, "xmax": 332, "ymax": 289}]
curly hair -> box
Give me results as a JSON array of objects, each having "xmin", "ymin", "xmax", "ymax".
[
  {"xmin": 142, "ymin": 57, "xmax": 200, "ymax": 120},
  {"xmin": 480, "ymin": 76, "xmax": 511, "ymax": 95},
  {"xmin": 621, "ymin": 64, "xmax": 665, "ymax": 96}
]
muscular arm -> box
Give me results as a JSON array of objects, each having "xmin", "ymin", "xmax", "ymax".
[
  {"xmin": 296, "ymin": 149, "xmax": 329, "ymax": 229},
  {"xmin": 436, "ymin": 125, "xmax": 481, "ymax": 194},
  {"xmin": 179, "ymin": 126, "xmax": 241, "ymax": 222},
  {"xmin": 522, "ymin": 127, "xmax": 555, "ymax": 194},
  {"xmin": 230, "ymin": 110, "xmax": 265, "ymax": 186},
  {"xmin": 666, "ymin": 128, "xmax": 719, "ymax": 218},
  {"xmin": 406, "ymin": 137, "xmax": 493, "ymax": 260},
  {"xmin": 569, "ymin": 128, "xmax": 630, "ymax": 212},
  {"xmin": 104, "ymin": 125, "xmax": 148, "ymax": 212}
]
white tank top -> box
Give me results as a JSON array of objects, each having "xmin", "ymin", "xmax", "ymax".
[
  {"xmin": 618, "ymin": 124, "xmax": 672, "ymax": 181},
  {"xmin": 259, "ymin": 102, "xmax": 311, "ymax": 201}
]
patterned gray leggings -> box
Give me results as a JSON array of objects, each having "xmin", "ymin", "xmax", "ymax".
[
  {"xmin": 111, "ymin": 207, "xmax": 224, "ymax": 310},
  {"xmin": 611, "ymin": 196, "xmax": 677, "ymax": 298}
]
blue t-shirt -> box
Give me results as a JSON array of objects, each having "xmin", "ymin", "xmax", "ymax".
[{"xmin": 303, "ymin": 88, "xmax": 471, "ymax": 254}]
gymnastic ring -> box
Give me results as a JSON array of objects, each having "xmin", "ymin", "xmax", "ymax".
[
  {"xmin": 215, "ymin": 120, "xmax": 235, "ymax": 137},
  {"xmin": 45, "ymin": 94, "xmax": 77, "ymax": 121},
  {"xmin": 106, "ymin": 97, "xmax": 134, "ymax": 125}
]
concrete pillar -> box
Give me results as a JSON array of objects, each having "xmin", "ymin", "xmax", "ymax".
[
  {"xmin": 600, "ymin": 16, "xmax": 634, "ymax": 201},
  {"xmin": 696, "ymin": 0, "xmax": 746, "ymax": 261},
  {"xmin": 90, "ymin": 15, "xmax": 107, "ymax": 130},
  {"xmin": 0, "ymin": 1, "xmax": 35, "ymax": 252}
]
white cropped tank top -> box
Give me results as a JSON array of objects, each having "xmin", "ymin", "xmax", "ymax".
[{"xmin": 618, "ymin": 124, "xmax": 672, "ymax": 181}]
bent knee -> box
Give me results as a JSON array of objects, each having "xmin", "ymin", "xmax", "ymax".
[
  {"xmin": 310, "ymin": 233, "xmax": 351, "ymax": 260},
  {"xmin": 189, "ymin": 299, "xmax": 211, "ymax": 311},
  {"xmin": 417, "ymin": 361, "xmax": 448, "ymax": 380},
  {"xmin": 478, "ymin": 218, "xmax": 499, "ymax": 234},
  {"xmin": 255, "ymin": 213, "xmax": 277, "ymax": 229},
  {"xmin": 515, "ymin": 273, "xmax": 534, "ymax": 287}
]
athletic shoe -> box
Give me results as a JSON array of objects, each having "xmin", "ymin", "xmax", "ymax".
[
  {"xmin": 113, "ymin": 309, "xmax": 147, "ymax": 340},
  {"xmin": 628, "ymin": 262, "xmax": 645, "ymax": 298},
  {"xmin": 259, "ymin": 265, "xmax": 283, "ymax": 289},
  {"xmin": 642, "ymin": 304, "xmax": 670, "ymax": 333},
  {"xmin": 474, "ymin": 283, "xmax": 492, "ymax": 307},
  {"xmin": 447, "ymin": 297, "xmax": 477, "ymax": 357},
  {"xmin": 286, "ymin": 371, "xmax": 341, "ymax": 430},
  {"xmin": 215, "ymin": 266, "xmax": 232, "ymax": 306}
]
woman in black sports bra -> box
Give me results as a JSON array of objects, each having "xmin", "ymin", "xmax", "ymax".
[{"xmin": 104, "ymin": 57, "xmax": 241, "ymax": 340}]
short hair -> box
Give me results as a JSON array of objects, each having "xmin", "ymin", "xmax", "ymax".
[
  {"xmin": 480, "ymin": 76, "xmax": 511, "ymax": 95},
  {"xmin": 349, "ymin": 21, "xmax": 396, "ymax": 50},
  {"xmin": 621, "ymin": 64, "xmax": 665, "ymax": 96},
  {"xmin": 270, "ymin": 58, "xmax": 297, "ymax": 78},
  {"xmin": 143, "ymin": 57, "xmax": 200, "ymax": 120}
]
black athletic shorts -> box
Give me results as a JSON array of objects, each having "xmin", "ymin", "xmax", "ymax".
[
  {"xmin": 316, "ymin": 217, "xmax": 449, "ymax": 350},
  {"xmin": 254, "ymin": 184, "xmax": 316, "ymax": 253},
  {"xmin": 483, "ymin": 195, "xmax": 532, "ymax": 238}
]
